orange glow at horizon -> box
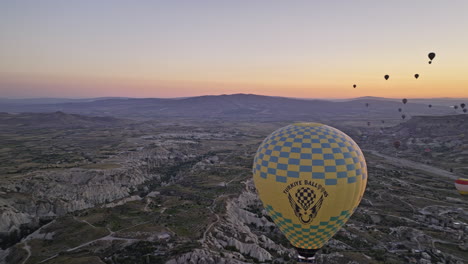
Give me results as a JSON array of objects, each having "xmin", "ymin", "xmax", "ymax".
[{"xmin": 1, "ymin": 71, "xmax": 468, "ymax": 99}]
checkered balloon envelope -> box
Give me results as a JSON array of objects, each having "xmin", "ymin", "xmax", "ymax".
[{"xmin": 253, "ymin": 122, "xmax": 367, "ymax": 254}]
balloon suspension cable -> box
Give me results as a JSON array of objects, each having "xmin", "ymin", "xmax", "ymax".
[{"xmin": 295, "ymin": 248, "xmax": 319, "ymax": 264}]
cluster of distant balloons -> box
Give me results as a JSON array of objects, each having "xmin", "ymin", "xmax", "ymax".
[{"xmin": 356, "ymin": 52, "xmax": 467, "ymax": 125}]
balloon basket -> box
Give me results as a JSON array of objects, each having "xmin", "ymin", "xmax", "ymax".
[{"xmin": 296, "ymin": 248, "xmax": 319, "ymax": 263}]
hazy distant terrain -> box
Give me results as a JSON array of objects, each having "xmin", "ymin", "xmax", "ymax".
[
  {"xmin": 1, "ymin": 94, "xmax": 467, "ymax": 264},
  {"xmin": 0, "ymin": 94, "xmax": 461, "ymax": 121}
]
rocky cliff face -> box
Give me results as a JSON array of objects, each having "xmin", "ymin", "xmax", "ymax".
[
  {"xmin": 0, "ymin": 144, "xmax": 199, "ymax": 248},
  {"xmin": 165, "ymin": 180, "xmax": 295, "ymax": 264}
]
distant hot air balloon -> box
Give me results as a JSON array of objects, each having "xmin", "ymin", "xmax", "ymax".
[
  {"xmin": 414, "ymin": 74, "xmax": 419, "ymax": 79},
  {"xmin": 455, "ymin": 178, "xmax": 468, "ymax": 195},
  {"xmin": 402, "ymin": 98, "xmax": 408, "ymax": 104},
  {"xmin": 381, "ymin": 120, "xmax": 385, "ymax": 124},
  {"xmin": 384, "ymin": 75, "xmax": 389, "ymax": 80},
  {"xmin": 402, "ymin": 114, "xmax": 406, "ymax": 120},
  {"xmin": 365, "ymin": 103, "xmax": 369, "ymax": 108},
  {"xmin": 461, "ymin": 103, "xmax": 466, "ymax": 109},
  {"xmin": 464, "ymin": 109, "xmax": 467, "ymax": 113},
  {"xmin": 393, "ymin": 140, "xmax": 401, "ymax": 149},
  {"xmin": 353, "ymin": 84, "xmax": 357, "ymax": 88},
  {"xmin": 454, "ymin": 105, "xmax": 459, "ymax": 110},
  {"xmin": 367, "ymin": 121, "xmax": 371, "ymax": 127},
  {"xmin": 253, "ymin": 123, "xmax": 367, "ymax": 262},
  {"xmin": 428, "ymin": 104, "xmax": 432, "ymax": 108},
  {"xmin": 398, "ymin": 108, "xmax": 402, "ymax": 112},
  {"xmin": 428, "ymin": 52, "xmax": 436, "ymax": 64}
]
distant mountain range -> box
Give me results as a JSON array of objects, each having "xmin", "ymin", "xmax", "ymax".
[{"xmin": 0, "ymin": 94, "xmax": 465, "ymax": 120}]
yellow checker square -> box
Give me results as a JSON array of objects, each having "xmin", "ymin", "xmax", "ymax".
[
  {"xmin": 267, "ymin": 161, "xmax": 278, "ymax": 168},
  {"xmin": 330, "ymin": 143, "xmax": 339, "ymax": 148},
  {"xmin": 302, "ymin": 138, "xmax": 312, "ymax": 143},
  {"xmin": 312, "ymin": 154, "xmax": 324, "ymax": 159},
  {"xmin": 324, "ymin": 160, "xmax": 335, "ymax": 166},
  {"xmin": 312, "ymin": 143, "xmax": 321, "ymax": 148},
  {"xmin": 290, "ymin": 153, "xmax": 300, "ymax": 159},
  {"xmin": 272, "ymin": 150, "xmax": 280, "ymax": 156},
  {"xmin": 334, "ymin": 153, "xmax": 344, "ymax": 159},
  {"xmin": 323, "ymin": 148, "xmax": 332, "ymax": 154},
  {"xmin": 286, "ymin": 137, "xmax": 294, "ymax": 142},
  {"xmin": 288, "ymin": 164, "xmax": 299, "ymax": 171},
  {"xmin": 325, "ymin": 172, "xmax": 337, "ymax": 179},
  {"xmin": 282, "ymin": 147, "xmax": 291, "ymax": 152},
  {"xmin": 279, "ymin": 157, "xmax": 289, "ymax": 164},
  {"xmin": 300, "ymin": 159, "xmax": 312, "ymax": 166},
  {"xmin": 336, "ymin": 165, "xmax": 347, "ymax": 172},
  {"xmin": 312, "ymin": 166, "xmax": 325, "ymax": 172},
  {"xmin": 260, "ymin": 166, "xmax": 268, "ymax": 173},
  {"xmin": 277, "ymin": 170, "xmax": 287, "ymax": 177},
  {"xmin": 292, "ymin": 142, "xmax": 301, "ymax": 148},
  {"xmin": 301, "ymin": 148, "xmax": 312, "ymax": 154}
]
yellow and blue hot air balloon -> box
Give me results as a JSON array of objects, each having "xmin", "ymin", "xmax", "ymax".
[{"xmin": 253, "ymin": 123, "xmax": 367, "ymax": 263}]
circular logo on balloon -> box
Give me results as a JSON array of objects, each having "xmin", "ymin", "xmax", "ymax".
[{"xmin": 284, "ymin": 180, "xmax": 329, "ymax": 224}]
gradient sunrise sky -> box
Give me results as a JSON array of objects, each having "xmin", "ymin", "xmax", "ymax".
[{"xmin": 1, "ymin": 0, "xmax": 468, "ymax": 99}]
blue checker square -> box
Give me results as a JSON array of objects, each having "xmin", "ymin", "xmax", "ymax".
[
  {"xmin": 291, "ymin": 147, "xmax": 301, "ymax": 153},
  {"xmin": 312, "ymin": 139, "xmax": 320, "ymax": 143},
  {"xmin": 319, "ymin": 135, "xmax": 326, "ymax": 139},
  {"xmin": 279, "ymin": 152, "xmax": 289, "ymax": 158},
  {"xmin": 328, "ymin": 138, "xmax": 336, "ymax": 143},
  {"xmin": 300, "ymin": 166, "xmax": 312, "ymax": 172},
  {"xmin": 343, "ymin": 152, "xmax": 352, "ymax": 158},
  {"xmin": 332, "ymin": 148, "xmax": 341, "ymax": 153},
  {"xmin": 312, "ymin": 172, "xmax": 325, "ymax": 179},
  {"xmin": 325, "ymin": 179, "xmax": 337, "ymax": 185},
  {"xmin": 324, "ymin": 154, "xmax": 334, "ymax": 160},
  {"xmin": 312, "ymin": 160, "xmax": 324, "ymax": 166},
  {"xmin": 338, "ymin": 142, "xmax": 346, "ymax": 147},
  {"xmin": 346, "ymin": 164, "xmax": 355, "ymax": 170},
  {"xmin": 321, "ymin": 143, "xmax": 331, "ymax": 148},
  {"xmin": 337, "ymin": 171, "xmax": 347, "ymax": 178},
  {"xmin": 262, "ymin": 160, "xmax": 269, "ymax": 166},
  {"xmin": 273, "ymin": 145, "xmax": 282, "ymax": 151},
  {"xmin": 353, "ymin": 157, "xmax": 359, "ymax": 163},
  {"xmin": 269, "ymin": 156, "xmax": 278, "ymax": 162},
  {"xmin": 268, "ymin": 168, "xmax": 277, "ymax": 174},
  {"xmin": 260, "ymin": 172, "xmax": 267, "ymax": 178},
  {"xmin": 284, "ymin": 142, "xmax": 293, "ymax": 147},
  {"xmin": 294, "ymin": 138, "xmax": 302, "ymax": 142},
  {"xmin": 348, "ymin": 177, "xmax": 356, "ymax": 183},
  {"xmin": 335, "ymin": 159, "xmax": 345, "ymax": 165},
  {"xmin": 301, "ymin": 143, "xmax": 312, "ymax": 148},
  {"xmin": 312, "ymin": 148, "xmax": 323, "ymax": 154},
  {"xmin": 325, "ymin": 166, "xmax": 336, "ymax": 172},
  {"xmin": 256, "ymin": 164, "xmax": 261, "ymax": 170},
  {"xmin": 277, "ymin": 163, "xmax": 288, "ymax": 170},
  {"xmin": 289, "ymin": 158, "xmax": 300, "ymax": 165},
  {"xmin": 265, "ymin": 149, "xmax": 272, "ymax": 155},
  {"xmin": 287, "ymin": 171, "xmax": 299, "ymax": 178},
  {"xmin": 300, "ymin": 153, "xmax": 312, "ymax": 159},
  {"xmin": 356, "ymin": 169, "xmax": 362, "ymax": 175},
  {"xmin": 270, "ymin": 140, "xmax": 278, "ymax": 145},
  {"xmin": 276, "ymin": 175, "xmax": 287, "ymax": 182},
  {"xmin": 279, "ymin": 137, "xmax": 287, "ymax": 141}
]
